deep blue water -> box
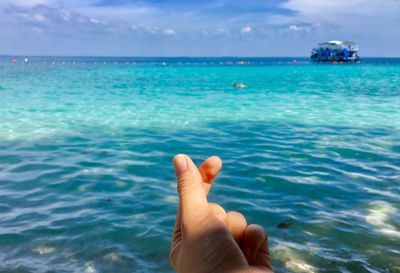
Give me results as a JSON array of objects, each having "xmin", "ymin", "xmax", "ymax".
[{"xmin": 0, "ymin": 57, "xmax": 399, "ymax": 273}]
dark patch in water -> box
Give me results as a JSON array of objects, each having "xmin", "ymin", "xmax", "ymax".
[{"xmin": 277, "ymin": 223, "xmax": 289, "ymax": 229}]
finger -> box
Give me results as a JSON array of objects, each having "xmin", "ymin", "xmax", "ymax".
[
  {"xmin": 198, "ymin": 156, "xmax": 222, "ymax": 195},
  {"xmin": 174, "ymin": 155, "xmax": 210, "ymax": 229},
  {"xmin": 209, "ymin": 202, "xmax": 227, "ymax": 223},
  {"xmin": 242, "ymin": 224, "xmax": 272, "ymax": 270},
  {"xmin": 172, "ymin": 156, "xmax": 221, "ymax": 244},
  {"xmin": 226, "ymin": 211, "xmax": 247, "ymax": 245}
]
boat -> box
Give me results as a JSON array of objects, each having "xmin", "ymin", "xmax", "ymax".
[{"xmin": 311, "ymin": 40, "xmax": 360, "ymax": 63}]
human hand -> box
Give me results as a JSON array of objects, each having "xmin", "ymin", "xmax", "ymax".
[{"xmin": 169, "ymin": 155, "xmax": 273, "ymax": 273}]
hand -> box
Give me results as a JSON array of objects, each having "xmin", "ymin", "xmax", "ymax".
[{"xmin": 169, "ymin": 155, "xmax": 273, "ymax": 273}]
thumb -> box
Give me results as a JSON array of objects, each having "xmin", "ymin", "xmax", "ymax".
[
  {"xmin": 242, "ymin": 225, "xmax": 272, "ymax": 270},
  {"xmin": 174, "ymin": 155, "xmax": 209, "ymax": 228}
]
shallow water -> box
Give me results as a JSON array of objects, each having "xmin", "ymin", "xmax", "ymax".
[{"xmin": 0, "ymin": 57, "xmax": 399, "ymax": 273}]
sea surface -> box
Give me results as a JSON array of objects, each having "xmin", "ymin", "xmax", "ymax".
[{"xmin": 0, "ymin": 57, "xmax": 399, "ymax": 273}]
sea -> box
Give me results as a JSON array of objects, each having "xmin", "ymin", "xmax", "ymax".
[{"xmin": 0, "ymin": 57, "xmax": 399, "ymax": 273}]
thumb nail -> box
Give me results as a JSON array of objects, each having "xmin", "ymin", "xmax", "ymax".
[{"xmin": 174, "ymin": 155, "xmax": 188, "ymax": 176}]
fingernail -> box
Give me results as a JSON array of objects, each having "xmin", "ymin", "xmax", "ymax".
[{"xmin": 174, "ymin": 154, "xmax": 188, "ymax": 176}]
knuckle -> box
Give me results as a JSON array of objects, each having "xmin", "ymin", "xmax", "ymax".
[
  {"xmin": 177, "ymin": 179, "xmax": 197, "ymax": 197},
  {"xmin": 227, "ymin": 211, "xmax": 247, "ymax": 224},
  {"xmin": 228, "ymin": 211, "xmax": 244, "ymax": 218},
  {"xmin": 208, "ymin": 202, "xmax": 225, "ymax": 212}
]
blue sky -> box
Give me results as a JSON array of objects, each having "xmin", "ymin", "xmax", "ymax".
[{"xmin": 0, "ymin": 0, "xmax": 399, "ymax": 56}]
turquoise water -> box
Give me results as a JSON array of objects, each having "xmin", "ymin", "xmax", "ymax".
[{"xmin": 0, "ymin": 57, "xmax": 399, "ymax": 273}]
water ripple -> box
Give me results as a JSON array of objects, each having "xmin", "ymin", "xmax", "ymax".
[{"xmin": 1, "ymin": 59, "xmax": 400, "ymax": 272}]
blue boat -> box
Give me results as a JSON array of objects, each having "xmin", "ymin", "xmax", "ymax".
[{"xmin": 311, "ymin": 40, "xmax": 360, "ymax": 63}]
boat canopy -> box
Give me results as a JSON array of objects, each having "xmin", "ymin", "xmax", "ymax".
[{"xmin": 328, "ymin": 40, "xmax": 343, "ymax": 45}]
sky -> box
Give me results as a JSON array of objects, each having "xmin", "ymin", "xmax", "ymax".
[{"xmin": 0, "ymin": 0, "xmax": 399, "ymax": 57}]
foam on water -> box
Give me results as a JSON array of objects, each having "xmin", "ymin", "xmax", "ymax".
[{"xmin": 0, "ymin": 57, "xmax": 399, "ymax": 272}]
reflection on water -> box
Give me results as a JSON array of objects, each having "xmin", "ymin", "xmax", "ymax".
[{"xmin": 366, "ymin": 201, "xmax": 400, "ymax": 239}]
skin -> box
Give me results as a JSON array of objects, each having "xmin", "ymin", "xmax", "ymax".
[{"xmin": 170, "ymin": 154, "xmax": 273, "ymax": 273}]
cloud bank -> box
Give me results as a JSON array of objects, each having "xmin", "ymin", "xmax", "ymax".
[{"xmin": 0, "ymin": 0, "xmax": 399, "ymax": 56}]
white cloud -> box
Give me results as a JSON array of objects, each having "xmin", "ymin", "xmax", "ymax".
[
  {"xmin": 32, "ymin": 13, "xmax": 45, "ymax": 22},
  {"xmin": 281, "ymin": 0, "xmax": 400, "ymax": 24},
  {"xmin": 76, "ymin": 6, "xmax": 157, "ymax": 22},
  {"xmin": 89, "ymin": 17, "xmax": 108, "ymax": 25},
  {"xmin": 60, "ymin": 9, "xmax": 71, "ymax": 21},
  {"xmin": 215, "ymin": 28, "xmax": 231, "ymax": 36},
  {"xmin": 1, "ymin": 0, "xmax": 399, "ymax": 56},
  {"xmin": 12, "ymin": 11, "xmax": 46, "ymax": 23},
  {"xmin": 217, "ymin": 28, "xmax": 229, "ymax": 33},
  {"xmin": 241, "ymin": 26, "xmax": 252, "ymax": 33},
  {"xmin": 131, "ymin": 23, "xmax": 171, "ymax": 35},
  {"xmin": 0, "ymin": 0, "xmax": 50, "ymax": 7},
  {"xmin": 164, "ymin": 28, "xmax": 175, "ymax": 35},
  {"xmin": 146, "ymin": 25, "xmax": 159, "ymax": 34},
  {"xmin": 287, "ymin": 24, "xmax": 310, "ymax": 33}
]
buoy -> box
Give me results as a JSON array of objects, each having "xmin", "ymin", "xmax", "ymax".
[
  {"xmin": 12, "ymin": 59, "xmax": 17, "ymax": 64},
  {"xmin": 233, "ymin": 83, "xmax": 248, "ymax": 89}
]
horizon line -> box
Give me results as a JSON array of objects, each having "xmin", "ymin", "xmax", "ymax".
[{"xmin": 1, "ymin": 55, "xmax": 400, "ymax": 59}]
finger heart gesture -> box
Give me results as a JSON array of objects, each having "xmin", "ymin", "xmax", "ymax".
[{"xmin": 170, "ymin": 155, "xmax": 273, "ymax": 273}]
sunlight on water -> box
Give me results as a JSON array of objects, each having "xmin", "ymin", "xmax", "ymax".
[
  {"xmin": 103, "ymin": 252, "xmax": 122, "ymax": 262},
  {"xmin": 272, "ymin": 243, "xmax": 317, "ymax": 273},
  {"xmin": 32, "ymin": 246, "xmax": 56, "ymax": 255},
  {"xmin": 366, "ymin": 201, "xmax": 400, "ymax": 238},
  {"xmin": 285, "ymin": 261, "xmax": 316, "ymax": 273},
  {"xmin": 84, "ymin": 262, "xmax": 97, "ymax": 273}
]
